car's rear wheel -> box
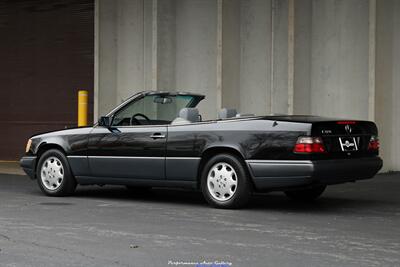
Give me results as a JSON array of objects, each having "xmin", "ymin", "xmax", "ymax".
[
  {"xmin": 36, "ymin": 149, "xmax": 77, "ymax": 196},
  {"xmin": 284, "ymin": 185, "xmax": 326, "ymax": 201},
  {"xmin": 201, "ymin": 154, "xmax": 251, "ymax": 209}
]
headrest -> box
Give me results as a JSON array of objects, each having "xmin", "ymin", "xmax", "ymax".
[
  {"xmin": 179, "ymin": 108, "xmax": 199, "ymax": 122},
  {"xmin": 218, "ymin": 108, "xmax": 237, "ymax": 119},
  {"xmin": 236, "ymin": 113, "xmax": 255, "ymax": 117}
]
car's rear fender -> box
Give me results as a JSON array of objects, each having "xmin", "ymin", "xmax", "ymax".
[{"xmin": 197, "ymin": 145, "xmax": 254, "ymax": 189}]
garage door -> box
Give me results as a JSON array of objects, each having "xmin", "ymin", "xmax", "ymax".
[{"xmin": 0, "ymin": 0, "xmax": 94, "ymax": 160}]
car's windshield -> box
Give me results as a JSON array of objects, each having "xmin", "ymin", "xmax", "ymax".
[{"xmin": 112, "ymin": 94, "xmax": 198, "ymax": 126}]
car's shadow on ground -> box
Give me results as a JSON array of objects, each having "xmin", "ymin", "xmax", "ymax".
[
  {"xmin": 73, "ymin": 186, "xmax": 207, "ymax": 206},
  {"xmin": 248, "ymin": 193, "xmax": 388, "ymax": 213},
  {"xmin": 61, "ymin": 185, "xmax": 394, "ymax": 214}
]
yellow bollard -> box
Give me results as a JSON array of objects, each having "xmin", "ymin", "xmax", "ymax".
[{"xmin": 78, "ymin": 90, "xmax": 88, "ymax": 127}]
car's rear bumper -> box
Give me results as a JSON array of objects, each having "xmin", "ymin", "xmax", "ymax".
[
  {"xmin": 246, "ymin": 157, "xmax": 383, "ymax": 190},
  {"xmin": 20, "ymin": 156, "xmax": 37, "ymax": 179}
]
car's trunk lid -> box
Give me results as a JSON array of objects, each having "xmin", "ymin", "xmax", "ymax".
[{"xmin": 311, "ymin": 120, "xmax": 378, "ymax": 158}]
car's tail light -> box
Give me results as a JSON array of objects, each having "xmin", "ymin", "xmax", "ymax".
[
  {"xmin": 293, "ymin": 137, "xmax": 326, "ymax": 153},
  {"xmin": 368, "ymin": 135, "xmax": 380, "ymax": 151}
]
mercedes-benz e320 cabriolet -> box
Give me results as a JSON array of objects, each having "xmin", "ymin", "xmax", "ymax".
[{"xmin": 20, "ymin": 91, "xmax": 383, "ymax": 208}]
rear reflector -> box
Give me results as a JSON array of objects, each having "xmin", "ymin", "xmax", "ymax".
[
  {"xmin": 368, "ymin": 135, "xmax": 380, "ymax": 151},
  {"xmin": 294, "ymin": 137, "xmax": 326, "ymax": 153}
]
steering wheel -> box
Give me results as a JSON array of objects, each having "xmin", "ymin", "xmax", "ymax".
[{"xmin": 130, "ymin": 113, "xmax": 151, "ymax": 125}]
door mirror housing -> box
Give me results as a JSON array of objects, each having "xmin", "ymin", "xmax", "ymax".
[{"xmin": 98, "ymin": 116, "xmax": 111, "ymax": 127}]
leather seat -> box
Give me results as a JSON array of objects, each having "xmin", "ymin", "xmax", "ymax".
[
  {"xmin": 171, "ymin": 108, "xmax": 200, "ymax": 125},
  {"xmin": 236, "ymin": 113, "xmax": 255, "ymax": 117},
  {"xmin": 218, "ymin": 108, "xmax": 237, "ymax": 119}
]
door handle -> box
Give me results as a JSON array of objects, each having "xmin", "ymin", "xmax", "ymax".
[{"xmin": 150, "ymin": 133, "xmax": 166, "ymax": 139}]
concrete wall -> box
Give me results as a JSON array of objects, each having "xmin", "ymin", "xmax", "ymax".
[
  {"xmin": 238, "ymin": 0, "xmax": 272, "ymax": 115},
  {"xmin": 310, "ymin": 0, "xmax": 370, "ymax": 120},
  {"xmin": 96, "ymin": 0, "xmax": 117, "ymax": 116},
  {"xmin": 96, "ymin": 0, "xmax": 400, "ymax": 171},
  {"xmin": 293, "ymin": 0, "xmax": 311, "ymax": 115},
  {"xmin": 375, "ymin": 0, "xmax": 400, "ymax": 171},
  {"xmin": 95, "ymin": 0, "xmax": 153, "ymax": 116},
  {"xmin": 174, "ymin": 0, "xmax": 217, "ymax": 119}
]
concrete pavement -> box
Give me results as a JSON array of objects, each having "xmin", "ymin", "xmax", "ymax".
[
  {"xmin": 0, "ymin": 172, "xmax": 399, "ymax": 267},
  {"xmin": 0, "ymin": 162, "xmax": 24, "ymax": 176}
]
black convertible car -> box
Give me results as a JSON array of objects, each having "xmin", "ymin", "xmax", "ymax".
[{"xmin": 20, "ymin": 91, "xmax": 383, "ymax": 208}]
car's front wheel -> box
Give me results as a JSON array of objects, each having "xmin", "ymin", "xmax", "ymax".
[
  {"xmin": 36, "ymin": 149, "xmax": 77, "ymax": 196},
  {"xmin": 201, "ymin": 154, "xmax": 251, "ymax": 209},
  {"xmin": 284, "ymin": 185, "xmax": 326, "ymax": 201}
]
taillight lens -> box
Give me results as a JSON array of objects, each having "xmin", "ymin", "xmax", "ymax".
[
  {"xmin": 368, "ymin": 135, "xmax": 380, "ymax": 151},
  {"xmin": 294, "ymin": 137, "xmax": 326, "ymax": 153}
]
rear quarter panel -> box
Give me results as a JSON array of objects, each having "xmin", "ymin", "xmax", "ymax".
[{"xmin": 167, "ymin": 119, "xmax": 311, "ymax": 160}]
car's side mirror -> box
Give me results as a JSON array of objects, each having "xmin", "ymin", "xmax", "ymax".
[{"xmin": 98, "ymin": 116, "xmax": 111, "ymax": 127}]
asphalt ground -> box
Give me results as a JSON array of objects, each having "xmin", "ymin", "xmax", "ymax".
[{"xmin": 0, "ymin": 172, "xmax": 399, "ymax": 267}]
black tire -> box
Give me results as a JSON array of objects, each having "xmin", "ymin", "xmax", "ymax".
[
  {"xmin": 284, "ymin": 185, "xmax": 326, "ymax": 201},
  {"xmin": 36, "ymin": 149, "xmax": 77, "ymax": 197},
  {"xmin": 200, "ymin": 153, "xmax": 252, "ymax": 209}
]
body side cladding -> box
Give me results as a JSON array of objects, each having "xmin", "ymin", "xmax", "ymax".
[
  {"xmin": 67, "ymin": 156, "xmax": 90, "ymax": 177},
  {"xmin": 246, "ymin": 157, "xmax": 382, "ymax": 191},
  {"xmin": 166, "ymin": 157, "xmax": 201, "ymax": 181},
  {"xmin": 88, "ymin": 156, "xmax": 164, "ymax": 179},
  {"xmin": 68, "ymin": 155, "xmax": 202, "ymax": 181},
  {"xmin": 76, "ymin": 176, "xmax": 197, "ymax": 189}
]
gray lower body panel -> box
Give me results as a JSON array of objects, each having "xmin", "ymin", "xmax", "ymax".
[
  {"xmin": 166, "ymin": 157, "xmax": 201, "ymax": 181},
  {"xmin": 246, "ymin": 157, "xmax": 383, "ymax": 190},
  {"xmin": 67, "ymin": 156, "xmax": 90, "ymax": 176},
  {"xmin": 70, "ymin": 156, "xmax": 201, "ymax": 181},
  {"xmin": 88, "ymin": 156, "xmax": 164, "ymax": 180},
  {"xmin": 76, "ymin": 176, "xmax": 197, "ymax": 189}
]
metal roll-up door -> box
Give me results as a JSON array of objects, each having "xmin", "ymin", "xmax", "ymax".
[{"xmin": 0, "ymin": 0, "xmax": 94, "ymax": 160}]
